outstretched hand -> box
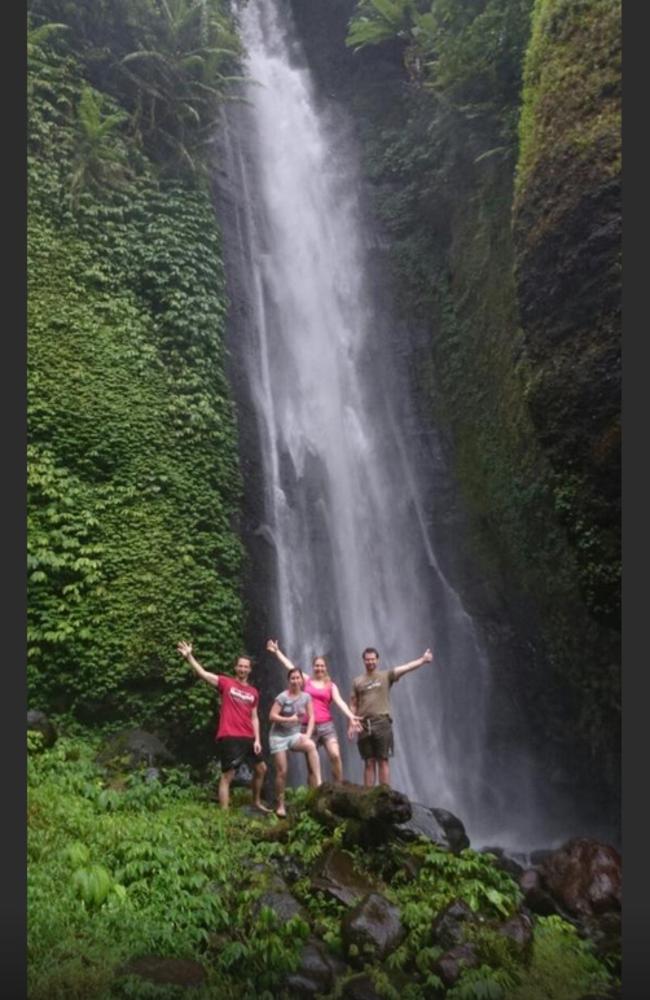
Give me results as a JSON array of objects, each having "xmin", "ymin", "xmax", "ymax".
[
  {"xmin": 266, "ymin": 638, "xmax": 279, "ymax": 654},
  {"xmin": 422, "ymin": 648, "xmax": 433, "ymax": 663},
  {"xmin": 177, "ymin": 640, "xmax": 192, "ymax": 659}
]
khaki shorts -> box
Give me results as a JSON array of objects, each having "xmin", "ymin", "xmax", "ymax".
[{"xmin": 357, "ymin": 715, "xmax": 393, "ymax": 761}]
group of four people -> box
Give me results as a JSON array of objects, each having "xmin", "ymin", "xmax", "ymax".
[{"xmin": 176, "ymin": 638, "xmax": 434, "ymax": 816}]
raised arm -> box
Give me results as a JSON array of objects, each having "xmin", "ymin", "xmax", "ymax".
[
  {"xmin": 176, "ymin": 641, "xmax": 220, "ymax": 687},
  {"xmin": 392, "ymin": 648, "xmax": 434, "ymax": 681},
  {"xmin": 266, "ymin": 638, "xmax": 300, "ymax": 673}
]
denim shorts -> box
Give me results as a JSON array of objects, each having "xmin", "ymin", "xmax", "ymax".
[{"xmin": 269, "ymin": 731, "xmax": 303, "ymax": 755}]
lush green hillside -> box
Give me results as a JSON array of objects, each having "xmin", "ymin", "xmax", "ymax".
[
  {"xmin": 28, "ymin": 732, "xmax": 617, "ymax": 999},
  {"xmin": 27, "ymin": 1, "xmax": 246, "ymax": 749}
]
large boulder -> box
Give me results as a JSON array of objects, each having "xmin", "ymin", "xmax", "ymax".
[
  {"xmin": 435, "ymin": 943, "xmax": 480, "ymax": 987},
  {"xmin": 341, "ymin": 892, "xmax": 405, "ymax": 966},
  {"xmin": 495, "ymin": 912, "xmax": 534, "ymax": 959},
  {"xmin": 431, "ymin": 899, "xmax": 476, "ymax": 950},
  {"xmin": 519, "ymin": 867, "xmax": 563, "ymax": 917},
  {"xmin": 396, "ymin": 803, "xmax": 469, "ymax": 853},
  {"xmin": 311, "ymin": 847, "xmax": 379, "ymax": 906},
  {"xmin": 27, "ymin": 710, "xmax": 58, "ymax": 749},
  {"xmin": 96, "ymin": 728, "xmax": 175, "ymax": 771},
  {"xmin": 538, "ymin": 838, "xmax": 621, "ymax": 919},
  {"xmin": 283, "ymin": 937, "xmax": 346, "ymax": 997},
  {"xmin": 309, "ymin": 782, "xmax": 411, "ymax": 847}
]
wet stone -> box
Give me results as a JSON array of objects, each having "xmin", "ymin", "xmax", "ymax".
[
  {"xmin": 341, "ymin": 892, "xmax": 405, "ymax": 965},
  {"xmin": 311, "ymin": 847, "xmax": 378, "ymax": 906}
]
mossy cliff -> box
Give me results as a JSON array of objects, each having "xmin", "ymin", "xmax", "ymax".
[
  {"xmin": 513, "ymin": 0, "xmax": 621, "ymax": 633},
  {"xmin": 27, "ymin": 4, "xmax": 246, "ymax": 752},
  {"xmin": 289, "ymin": 0, "xmax": 620, "ymax": 808}
]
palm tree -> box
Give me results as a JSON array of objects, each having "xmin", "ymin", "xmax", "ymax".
[
  {"xmin": 118, "ymin": 0, "xmax": 241, "ymax": 172},
  {"xmin": 69, "ymin": 85, "xmax": 132, "ymax": 208}
]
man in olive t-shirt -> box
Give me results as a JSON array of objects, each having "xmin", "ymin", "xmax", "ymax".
[{"xmin": 348, "ymin": 645, "xmax": 433, "ymax": 787}]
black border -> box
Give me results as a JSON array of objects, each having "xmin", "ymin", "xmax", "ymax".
[
  {"xmin": 621, "ymin": 0, "xmax": 646, "ymax": 996},
  {"xmin": 6, "ymin": 2, "xmax": 27, "ymax": 997}
]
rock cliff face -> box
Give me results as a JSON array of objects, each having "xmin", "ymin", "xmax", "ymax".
[
  {"xmin": 513, "ymin": 0, "xmax": 621, "ymax": 632},
  {"xmin": 287, "ymin": 0, "xmax": 620, "ymax": 818}
]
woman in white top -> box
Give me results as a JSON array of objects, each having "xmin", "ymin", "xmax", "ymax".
[{"xmin": 268, "ymin": 666, "xmax": 322, "ymax": 817}]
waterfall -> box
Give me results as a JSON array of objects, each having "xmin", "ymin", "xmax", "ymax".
[{"xmin": 216, "ymin": 0, "xmax": 543, "ymax": 847}]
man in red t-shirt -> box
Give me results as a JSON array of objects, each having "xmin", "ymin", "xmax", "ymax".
[{"xmin": 177, "ymin": 641, "xmax": 270, "ymax": 812}]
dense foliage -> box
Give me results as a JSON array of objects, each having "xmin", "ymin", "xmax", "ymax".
[
  {"xmin": 28, "ymin": 2, "xmax": 246, "ymax": 745},
  {"xmin": 28, "ymin": 733, "xmax": 617, "ymax": 999},
  {"xmin": 28, "ymin": 0, "xmax": 242, "ymax": 175}
]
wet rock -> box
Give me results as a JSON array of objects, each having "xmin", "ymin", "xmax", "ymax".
[
  {"xmin": 435, "ymin": 943, "xmax": 480, "ymax": 987},
  {"xmin": 117, "ymin": 956, "xmax": 206, "ymax": 987},
  {"xmin": 495, "ymin": 912, "xmax": 534, "ymax": 957},
  {"xmin": 311, "ymin": 847, "xmax": 378, "ymax": 906},
  {"xmin": 395, "ymin": 802, "xmax": 469, "ymax": 853},
  {"xmin": 538, "ymin": 838, "xmax": 621, "ymax": 918},
  {"xmin": 582, "ymin": 910, "xmax": 621, "ymax": 973},
  {"xmin": 283, "ymin": 937, "xmax": 346, "ymax": 997},
  {"xmin": 27, "ymin": 710, "xmax": 57, "ymax": 749},
  {"xmin": 519, "ymin": 868, "xmax": 562, "ymax": 916},
  {"xmin": 431, "ymin": 899, "xmax": 476, "ymax": 950},
  {"xmin": 276, "ymin": 852, "xmax": 310, "ymax": 884},
  {"xmin": 480, "ymin": 846, "xmax": 525, "ymax": 881},
  {"xmin": 341, "ymin": 892, "xmax": 405, "ymax": 965},
  {"xmin": 431, "ymin": 808, "xmax": 471, "ymax": 853},
  {"xmin": 310, "ymin": 782, "xmax": 411, "ymax": 848},
  {"xmin": 253, "ymin": 870, "xmax": 308, "ymax": 924},
  {"xmin": 96, "ymin": 728, "xmax": 174, "ymax": 771}
]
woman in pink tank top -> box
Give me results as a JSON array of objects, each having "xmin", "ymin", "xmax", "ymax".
[{"xmin": 266, "ymin": 639, "xmax": 362, "ymax": 782}]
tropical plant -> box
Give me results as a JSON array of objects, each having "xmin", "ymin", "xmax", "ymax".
[
  {"xmin": 118, "ymin": 0, "xmax": 242, "ymax": 172},
  {"xmin": 69, "ymin": 85, "xmax": 132, "ymax": 207}
]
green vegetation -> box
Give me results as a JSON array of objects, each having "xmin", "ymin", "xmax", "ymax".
[
  {"xmin": 516, "ymin": 0, "xmax": 621, "ymax": 203},
  {"xmin": 28, "ymin": 2, "xmax": 245, "ymax": 743},
  {"xmin": 348, "ymin": 0, "xmax": 533, "ymax": 131},
  {"xmin": 28, "ymin": 733, "xmax": 617, "ymax": 999},
  {"xmin": 28, "ymin": 0, "xmax": 242, "ymax": 175}
]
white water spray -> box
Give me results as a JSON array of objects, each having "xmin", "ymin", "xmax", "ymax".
[{"xmin": 218, "ymin": 0, "xmax": 542, "ymax": 845}]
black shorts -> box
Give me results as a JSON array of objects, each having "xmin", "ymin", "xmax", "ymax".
[
  {"xmin": 216, "ymin": 738, "xmax": 264, "ymax": 773},
  {"xmin": 357, "ymin": 716, "xmax": 394, "ymax": 761}
]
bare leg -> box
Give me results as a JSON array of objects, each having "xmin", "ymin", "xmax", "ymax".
[
  {"xmin": 274, "ymin": 751, "xmax": 288, "ymax": 816},
  {"xmin": 251, "ymin": 760, "xmax": 271, "ymax": 812},
  {"xmin": 363, "ymin": 758, "xmax": 377, "ymax": 787},
  {"xmin": 293, "ymin": 735, "xmax": 322, "ymax": 787},
  {"xmin": 378, "ymin": 758, "xmax": 391, "ymax": 786},
  {"xmin": 218, "ymin": 768, "xmax": 235, "ymax": 809},
  {"xmin": 325, "ymin": 738, "xmax": 343, "ymax": 783}
]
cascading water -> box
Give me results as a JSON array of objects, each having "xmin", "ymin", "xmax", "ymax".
[{"xmin": 216, "ymin": 0, "xmax": 544, "ymax": 847}]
